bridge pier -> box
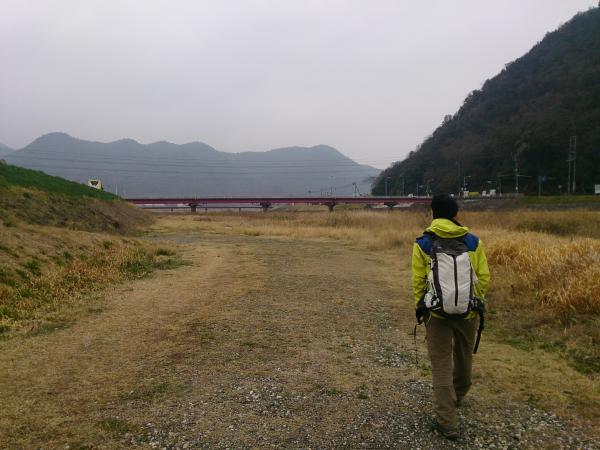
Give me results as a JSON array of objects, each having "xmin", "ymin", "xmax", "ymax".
[
  {"xmin": 260, "ymin": 201, "xmax": 272, "ymax": 213},
  {"xmin": 190, "ymin": 204, "xmax": 197, "ymax": 214},
  {"xmin": 325, "ymin": 201, "xmax": 336, "ymax": 212},
  {"xmin": 384, "ymin": 202, "xmax": 398, "ymax": 210}
]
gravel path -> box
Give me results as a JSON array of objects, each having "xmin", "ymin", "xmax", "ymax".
[
  {"xmin": 131, "ymin": 232, "xmax": 600, "ymax": 449},
  {"xmin": 136, "ymin": 376, "xmax": 599, "ymax": 449}
]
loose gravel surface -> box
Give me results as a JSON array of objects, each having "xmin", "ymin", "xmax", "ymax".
[
  {"xmin": 135, "ymin": 378, "xmax": 598, "ymax": 449},
  {"xmin": 1, "ymin": 220, "xmax": 599, "ymax": 449}
]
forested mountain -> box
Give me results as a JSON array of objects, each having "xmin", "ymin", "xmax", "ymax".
[
  {"xmin": 6, "ymin": 133, "xmax": 379, "ymax": 197},
  {"xmin": 373, "ymin": 7, "xmax": 600, "ymax": 196}
]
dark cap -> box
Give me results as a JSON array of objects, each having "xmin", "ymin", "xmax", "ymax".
[{"xmin": 431, "ymin": 194, "xmax": 458, "ymax": 220}]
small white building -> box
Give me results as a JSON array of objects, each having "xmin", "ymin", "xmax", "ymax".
[{"xmin": 87, "ymin": 179, "xmax": 103, "ymax": 190}]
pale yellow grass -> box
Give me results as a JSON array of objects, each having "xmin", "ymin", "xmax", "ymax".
[
  {"xmin": 153, "ymin": 210, "xmax": 432, "ymax": 252},
  {"xmin": 152, "ymin": 209, "xmax": 600, "ymax": 375},
  {"xmin": 151, "ymin": 210, "xmax": 600, "ymax": 419},
  {"xmin": 154, "ymin": 209, "xmax": 600, "ymax": 315},
  {"xmin": 486, "ymin": 233, "xmax": 600, "ymax": 313},
  {"xmin": 0, "ymin": 222, "xmax": 181, "ymax": 335}
]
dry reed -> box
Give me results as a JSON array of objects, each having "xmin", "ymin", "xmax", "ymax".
[{"xmin": 486, "ymin": 233, "xmax": 600, "ymax": 314}]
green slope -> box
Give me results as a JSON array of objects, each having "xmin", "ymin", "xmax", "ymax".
[
  {"xmin": 373, "ymin": 7, "xmax": 600, "ymax": 196},
  {"xmin": 0, "ymin": 163, "xmax": 150, "ymax": 232},
  {"xmin": 0, "ymin": 163, "xmax": 116, "ymax": 200}
]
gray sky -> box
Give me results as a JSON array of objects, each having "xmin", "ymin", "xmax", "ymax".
[{"xmin": 0, "ymin": 0, "xmax": 596, "ymax": 168}]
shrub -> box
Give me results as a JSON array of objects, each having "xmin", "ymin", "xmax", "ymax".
[{"xmin": 23, "ymin": 259, "xmax": 42, "ymax": 276}]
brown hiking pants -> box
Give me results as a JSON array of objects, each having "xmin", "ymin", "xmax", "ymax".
[{"xmin": 425, "ymin": 316, "xmax": 477, "ymax": 431}]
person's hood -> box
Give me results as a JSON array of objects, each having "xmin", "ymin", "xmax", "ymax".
[{"xmin": 426, "ymin": 218, "xmax": 469, "ymax": 238}]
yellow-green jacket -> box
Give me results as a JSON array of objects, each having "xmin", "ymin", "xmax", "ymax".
[{"xmin": 412, "ymin": 218, "xmax": 490, "ymax": 319}]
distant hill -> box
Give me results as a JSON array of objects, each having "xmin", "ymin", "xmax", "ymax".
[
  {"xmin": 373, "ymin": 7, "xmax": 600, "ymax": 196},
  {"xmin": 0, "ymin": 143, "xmax": 12, "ymax": 157},
  {"xmin": 6, "ymin": 133, "xmax": 379, "ymax": 197}
]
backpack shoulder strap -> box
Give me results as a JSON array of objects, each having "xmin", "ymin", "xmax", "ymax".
[
  {"xmin": 463, "ymin": 233, "xmax": 479, "ymax": 252},
  {"xmin": 417, "ymin": 231, "xmax": 478, "ymax": 253},
  {"xmin": 416, "ymin": 231, "xmax": 435, "ymax": 254}
]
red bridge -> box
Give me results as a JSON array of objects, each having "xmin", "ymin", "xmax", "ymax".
[{"xmin": 126, "ymin": 196, "xmax": 431, "ymax": 212}]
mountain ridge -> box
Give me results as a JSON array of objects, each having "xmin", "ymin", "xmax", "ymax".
[
  {"xmin": 7, "ymin": 133, "xmax": 379, "ymax": 197},
  {"xmin": 0, "ymin": 142, "xmax": 12, "ymax": 157}
]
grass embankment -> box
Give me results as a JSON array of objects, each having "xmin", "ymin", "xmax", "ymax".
[
  {"xmin": 162, "ymin": 209, "xmax": 600, "ymax": 379},
  {"xmin": 0, "ymin": 164, "xmax": 185, "ymax": 336},
  {"xmin": 0, "ymin": 224, "xmax": 186, "ymax": 335},
  {"xmin": 0, "ymin": 163, "xmax": 150, "ymax": 232},
  {"xmin": 523, "ymin": 195, "xmax": 600, "ymax": 205}
]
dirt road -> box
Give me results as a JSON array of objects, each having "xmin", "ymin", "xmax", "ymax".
[{"xmin": 1, "ymin": 219, "xmax": 598, "ymax": 449}]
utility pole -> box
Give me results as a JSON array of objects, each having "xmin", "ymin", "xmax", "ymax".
[
  {"xmin": 568, "ymin": 136, "xmax": 577, "ymax": 194},
  {"xmin": 567, "ymin": 157, "xmax": 571, "ymax": 195},
  {"xmin": 426, "ymin": 179, "xmax": 434, "ymax": 196},
  {"xmin": 513, "ymin": 142, "xmax": 527, "ymax": 194},
  {"xmin": 462, "ymin": 175, "xmax": 471, "ymax": 196},
  {"xmin": 514, "ymin": 153, "xmax": 519, "ymax": 194}
]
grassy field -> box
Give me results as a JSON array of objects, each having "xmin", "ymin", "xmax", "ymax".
[
  {"xmin": 523, "ymin": 195, "xmax": 600, "ymax": 205},
  {"xmin": 1, "ymin": 207, "xmax": 599, "ymax": 448},
  {"xmin": 173, "ymin": 209, "xmax": 600, "ymax": 376}
]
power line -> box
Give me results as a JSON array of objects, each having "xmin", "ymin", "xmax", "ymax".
[
  {"xmin": 8, "ymin": 149, "xmax": 394, "ymax": 166},
  {"xmin": 7, "ymin": 153, "xmax": 384, "ymax": 170},
  {"xmin": 12, "ymin": 163, "xmax": 378, "ymax": 176}
]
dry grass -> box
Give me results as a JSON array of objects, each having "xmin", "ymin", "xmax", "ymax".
[
  {"xmin": 0, "ymin": 222, "xmax": 185, "ymax": 336},
  {"xmin": 473, "ymin": 208, "xmax": 600, "ymax": 238},
  {"xmin": 486, "ymin": 234, "xmax": 600, "ymax": 314},
  {"xmin": 153, "ymin": 211, "xmax": 600, "ymax": 424},
  {"xmin": 152, "ymin": 208, "xmax": 600, "ymax": 377},
  {"xmin": 0, "ymin": 238, "xmax": 266, "ymax": 449},
  {"xmin": 161, "ymin": 208, "xmax": 600, "ymax": 315},
  {"xmin": 0, "ymin": 186, "xmax": 152, "ymax": 233},
  {"xmin": 2, "ymin": 209, "xmax": 600, "ymax": 448},
  {"xmin": 154, "ymin": 209, "xmax": 432, "ymax": 252}
]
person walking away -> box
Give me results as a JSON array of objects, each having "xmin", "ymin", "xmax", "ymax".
[{"xmin": 412, "ymin": 194, "xmax": 490, "ymax": 440}]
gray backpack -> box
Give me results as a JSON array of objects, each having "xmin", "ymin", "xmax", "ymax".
[
  {"xmin": 415, "ymin": 232, "xmax": 485, "ymax": 353},
  {"xmin": 423, "ymin": 234, "xmax": 476, "ymax": 318}
]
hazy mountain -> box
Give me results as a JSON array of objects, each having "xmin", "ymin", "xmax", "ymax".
[
  {"xmin": 373, "ymin": 7, "xmax": 600, "ymax": 196},
  {"xmin": 6, "ymin": 133, "xmax": 379, "ymax": 197},
  {"xmin": 0, "ymin": 143, "xmax": 13, "ymax": 157}
]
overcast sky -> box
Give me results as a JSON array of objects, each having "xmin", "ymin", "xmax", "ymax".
[{"xmin": 0, "ymin": 0, "xmax": 596, "ymax": 168}]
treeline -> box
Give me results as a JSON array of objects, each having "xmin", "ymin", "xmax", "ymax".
[{"xmin": 373, "ymin": 7, "xmax": 600, "ymax": 196}]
